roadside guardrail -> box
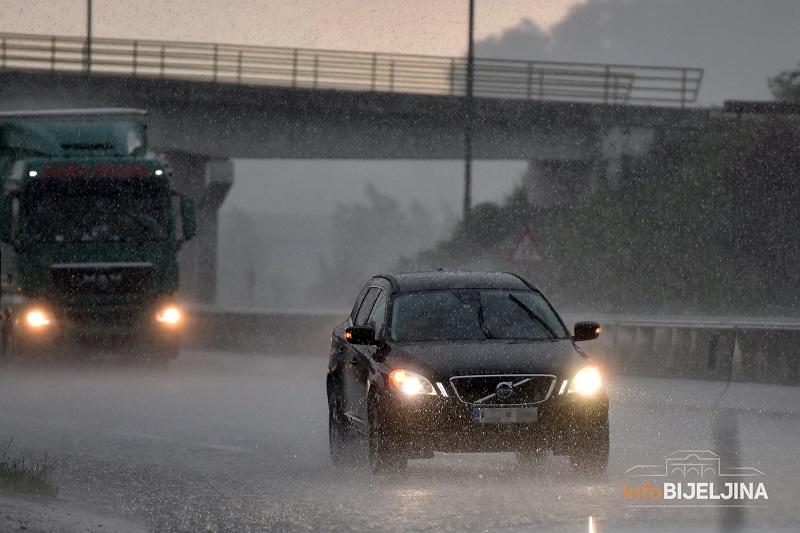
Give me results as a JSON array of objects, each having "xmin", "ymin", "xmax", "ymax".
[{"xmin": 185, "ymin": 308, "xmax": 800, "ymax": 386}]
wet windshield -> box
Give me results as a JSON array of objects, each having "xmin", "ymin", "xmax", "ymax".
[
  {"xmin": 22, "ymin": 181, "xmax": 169, "ymax": 243},
  {"xmin": 391, "ymin": 289, "xmax": 568, "ymax": 341}
]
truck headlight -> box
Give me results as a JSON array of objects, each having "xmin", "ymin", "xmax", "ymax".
[
  {"xmin": 156, "ymin": 306, "xmax": 182, "ymax": 326},
  {"xmin": 389, "ymin": 369, "xmax": 437, "ymax": 396},
  {"xmin": 568, "ymin": 366, "xmax": 603, "ymax": 395},
  {"xmin": 25, "ymin": 309, "xmax": 52, "ymax": 328}
]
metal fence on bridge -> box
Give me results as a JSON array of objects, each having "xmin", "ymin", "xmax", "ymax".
[{"xmin": 0, "ymin": 32, "xmax": 703, "ymax": 107}]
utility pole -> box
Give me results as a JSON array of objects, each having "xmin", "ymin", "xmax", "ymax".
[
  {"xmin": 86, "ymin": 0, "xmax": 92, "ymax": 74},
  {"xmin": 463, "ymin": 0, "xmax": 475, "ymax": 226}
]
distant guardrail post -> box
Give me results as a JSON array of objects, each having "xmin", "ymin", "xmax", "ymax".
[
  {"xmin": 0, "ymin": 36, "xmax": 5, "ymax": 70},
  {"xmin": 603, "ymin": 65, "xmax": 610, "ymax": 103},
  {"xmin": 85, "ymin": 35, "xmax": 91, "ymax": 74},
  {"xmin": 132, "ymin": 40, "xmax": 138, "ymax": 77},
  {"xmin": 539, "ymin": 69, "xmax": 544, "ymax": 99},
  {"xmin": 160, "ymin": 45, "xmax": 165, "ymax": 77},
  {"xmin": 50, "ymin": 36, "xmax": 56, "ymax": 73},
  {"xmin": 680, "ymin": 69, "xmax": 688, "ymax": 108},
  {"xmin": 313, "ymin": 55, "xmax": 318, "ymax": 88},
  {"xmin": 449, "ymin": 58, "xmax": 456, "ymax": 95},
  {"xmin": 389, "ymin": 60, "xmax": 395, "ymax": 92},
  {"xmin": 526, "ymin": 62, "xmax": 533, "ymax": 99},
  {"xmin": 292, "ymin": 49, "xmax": 298, "ymax": 88},
  {"xmin": 213, "ymin": 44, "xmax": 219, "ymax": 82},
  {"xmin": 237, "ymin": 50, "xmax": 242, "ymax": 83},
  {"xmin": 371, "ymin": 53, "xmax": 377, "ymax": 91}
]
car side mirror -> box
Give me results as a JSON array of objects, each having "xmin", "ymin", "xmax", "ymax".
[
  {"xmin": 345, "ymin": 325, "xmax": 376, "ymax": 345},
  {"xmin": 0, "ymin": 195, "xmax": 13, "ymax": 243},
  {"xmin": 573, "ymin": 321, "xmax": 601, "ymax": 342},
  {"xmin": 180, "ymin": 195, "xmax": 197, "ymax": 240}
]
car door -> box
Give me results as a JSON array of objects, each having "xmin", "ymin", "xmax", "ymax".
[
  {"xmin": 351, "ymin": 288, "xmax": 387, "ymax": 423},
  {"xmin": 342, "ymin": 287, "xmax": 379, "ymax": 428}
]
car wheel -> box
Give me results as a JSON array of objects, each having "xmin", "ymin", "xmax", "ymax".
[
  {"xmin": 368, "ymin": 395, "xmax": 407, "ymax": 475},
  {"xmin": 569, "ymin": 419, "xmax": 609, "ymax": 476},
  {"xmin": 328, "ymin": 395, "xmax": 358, "ymax": 466}
]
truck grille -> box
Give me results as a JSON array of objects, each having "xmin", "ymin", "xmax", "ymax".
[
  {"xmin": 67, "ymin": 311, "xmax": 140, "ymax": 329},
  {"xmin": 51, "ymin": 262, "xmax": 154, "ymax": 294},
  {"xmin": 449, "ymin": 374, "xmax": 556, "ymax": 406}
]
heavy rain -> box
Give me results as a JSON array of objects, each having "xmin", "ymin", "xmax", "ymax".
[{"xmin": 1, "ymin": 1, "xmax": 800, "ymax": 532}]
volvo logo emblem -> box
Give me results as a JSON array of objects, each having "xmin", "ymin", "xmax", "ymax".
[{"xmin": 495, "ymin": 381, "xmax": 514, "ymax": 399}]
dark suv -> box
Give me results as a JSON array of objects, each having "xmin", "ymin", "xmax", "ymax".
[{"xmin": 326, "ymin": 271, "xmax": 608, "ymax": 474}]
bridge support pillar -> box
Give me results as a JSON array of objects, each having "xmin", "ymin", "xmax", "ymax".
[{"xmin": 162, "ymin": 151, "xmax": 233, "ymax": 304}]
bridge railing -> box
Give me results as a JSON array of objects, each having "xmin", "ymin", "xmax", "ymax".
[{"xmin": 0, "ymin": 32, "xmax": 703, "ymax": 106}]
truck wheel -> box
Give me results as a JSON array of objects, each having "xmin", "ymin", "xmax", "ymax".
[
  {"xmin": 0, "ymin": 321, "xmax": 9, "ymax": 363},
  {"xmin": 569, "ymin": 419, "xmax": 609, "ymax": 476},
  {"xmin": 328, "ymin": 394, "xmax": 358, "ymax": 466},
  {"xmin": 368, "ymin": 395, "xmax": 407, "ymax": 475}
]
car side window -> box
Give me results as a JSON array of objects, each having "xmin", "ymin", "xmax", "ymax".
[
  {"xmin": 349, "ymin": 286, "xmax": 371, "ymax": 324},
  {"xmin": 366, "ymin": 290, "xmax": 387, "ymax": 338},
  {"xmin": 355, "ymin": 288, "xmax": 380, "ymax": 326}
]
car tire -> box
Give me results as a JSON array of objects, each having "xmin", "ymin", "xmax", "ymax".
[
  {"xmin": 328, "ymin": 394, "xmax": 358, "ymax": 466},
  {"xmin": 569, "ymin": 419, "xmax": 609, "ymax": 476},
  {"xmin": 368, "ymin": 394, "xmax": 407, "ymax": 475}
]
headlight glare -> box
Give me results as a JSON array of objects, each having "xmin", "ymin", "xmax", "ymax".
[
  {"xmin": 389, "ymin": 369, "xmax": 437, "ymax": 396},
  {"xmin": 568, "ymin": 366, "xmax": 603, "ymax": 395},
  {"xmin": 156, "ymin": 306, "xmax": 182, "ymax": 326},
  {"xmin": 25, "ymin": 309, "xmax": 51, "ymax": 328}
]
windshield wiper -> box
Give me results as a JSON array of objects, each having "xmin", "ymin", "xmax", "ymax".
[
  {"xmin": 507, "ymin": 293, "xmax": 558, "ymax": 339},
  {"xmin": 476, "ymin": 298, "xmax": 495, "ymax": 340}
]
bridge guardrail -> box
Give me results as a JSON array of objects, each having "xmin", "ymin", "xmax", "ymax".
[
  {"xmin": 184, "ymin": 308, "xmax": 800, "ymax": 386},
  {"xmin": 0, "ymin": 32, "xmax": 703, "ymax": 107}
]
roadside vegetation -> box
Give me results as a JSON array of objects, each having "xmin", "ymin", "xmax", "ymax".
[{"xmin": 0, "ymin": 439, "xmax": 58, "ymax": 497}]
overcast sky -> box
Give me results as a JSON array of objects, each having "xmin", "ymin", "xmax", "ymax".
[{"xmin": 0, "ymin": 0, "xmax": 585, "ymax": 55}]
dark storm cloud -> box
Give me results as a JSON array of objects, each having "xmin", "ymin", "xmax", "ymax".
[{"xmin": 476, "ymin": 0, "xmax": 800, "ymax": 104}]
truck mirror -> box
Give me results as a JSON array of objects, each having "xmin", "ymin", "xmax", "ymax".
[
  {"xmin": 0, "ymin": 195, "xmax": 13, "ymax": 243},
  {"xmin": 180, "ymin": 195, "xmax": 197, "ymax": 240}
]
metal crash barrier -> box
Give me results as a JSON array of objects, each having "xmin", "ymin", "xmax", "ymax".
[
  {"xmin": 581, "ymin": 316, "xmax": 800, "ymax": 386},
  {"xmin": 185, "ymin": 309, "xmax": 800, "ymax": 386}
]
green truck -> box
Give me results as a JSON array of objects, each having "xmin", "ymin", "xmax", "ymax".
[{"xmin": 0, "ymin": 109, "xmax": 196, "ymax": 361}]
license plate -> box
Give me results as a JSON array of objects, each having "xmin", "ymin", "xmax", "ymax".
[{"xmin": 473, "ymin": 407, "xmax": 538, "ymax": 424}]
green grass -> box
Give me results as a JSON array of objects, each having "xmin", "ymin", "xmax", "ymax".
[{"xmin": 0, "ymin": 439, "xmax": 58, "ymax": 497}]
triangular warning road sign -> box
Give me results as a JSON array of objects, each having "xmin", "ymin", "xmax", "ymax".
[{"xmin": 508, "ymin": 229, "xmax": 544, "ymax": 263}]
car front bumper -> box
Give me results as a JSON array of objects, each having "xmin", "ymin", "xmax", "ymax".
[{"xmin": 375, "ymin": 387, "xmax": 609, "ymax": 455}]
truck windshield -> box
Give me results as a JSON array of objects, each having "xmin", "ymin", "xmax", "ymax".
[
  {"xmin": 22, "ymin": 179, "xmax": 170, "ymax": 243},
  {"xmin": 390, "ymin": 289, "xmax": 569, "ymax": 342}
]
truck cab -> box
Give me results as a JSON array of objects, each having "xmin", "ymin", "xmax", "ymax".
[{"xmin": 0, "ymin": 109, "xmax": 196, "ymax": 361}]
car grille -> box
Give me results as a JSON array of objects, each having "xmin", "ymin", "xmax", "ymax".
[
  {"xmin": 449, "ymin": 374, "xmax": 556, "ymax": 406},
  {"xmin": 51, "ymin": 263, "xmax": 154, "ymax": 294}
]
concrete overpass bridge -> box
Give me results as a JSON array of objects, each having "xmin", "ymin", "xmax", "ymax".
[{"xmin": 0, "ymin": 32, "xmax": 707, "ymax": 302}]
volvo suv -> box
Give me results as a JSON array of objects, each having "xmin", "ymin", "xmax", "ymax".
[{"xmin": 326, "ymin": 271, "xmax": 608, "ymax": 474}]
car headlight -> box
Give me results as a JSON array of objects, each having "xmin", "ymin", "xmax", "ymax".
[
  {"xmin": 568, "ymin": 366, "xmax": 603, "ymax": 395},
  {"xmin": 389, "ymin": 369, "xmax": 437, "ymax": 396},
  {"xmin": 156, "ymin": 306, "xmax": 182, "ymax": 326},
  {"xmin": 25, "ymin": 308, "xmax": 52, "ymax": 328}
]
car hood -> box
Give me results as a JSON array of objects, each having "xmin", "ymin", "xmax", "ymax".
[{"xmin": 383, "ymin": 339, "xmax": 588, "ymax": 381}]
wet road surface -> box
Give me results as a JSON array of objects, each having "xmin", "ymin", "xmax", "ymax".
[{"xmin": 1, "ymin": 351, "xmax": 798, "ymax": 532}]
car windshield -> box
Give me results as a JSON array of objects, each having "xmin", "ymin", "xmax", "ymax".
[
  {"xmin": 390, "ymin": 289, "xmax": 569, "ymax": 342},
  {"xmin": 22, "ymin": 181, "xmax": 170, "ymax": 243}
]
